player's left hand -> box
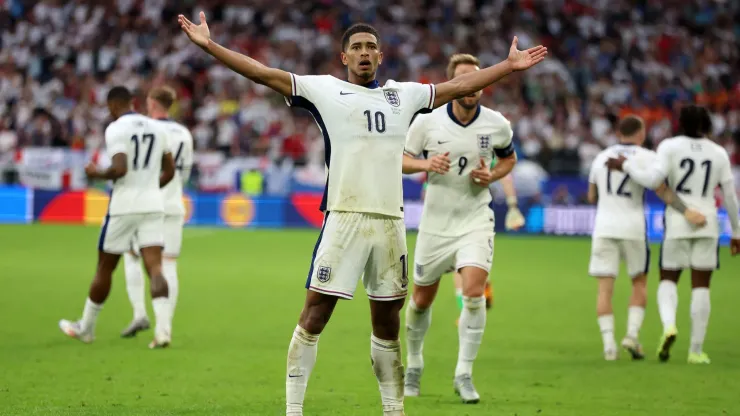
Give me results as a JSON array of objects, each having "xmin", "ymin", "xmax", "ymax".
[
  {"xmin": 507, "ymin": 36, "xmax": 548, "ymax": 72},
  {"xmin": 84, "ymin": 162, "xmax": 98, "ymax": 178},
  {"xmin": 730, "ymin": 238, "xmax": 740, "ymax": 256},
  {"xmin": 470, "ymin": 158, "xmax": 494, "ymax": 187},
  {"xmin": 605, "ymin": 155, "xmax": 627, "ymax": 171},
  {"xmin": 505, "ymin": 207, "xmax": 526, "ymax": 231}
]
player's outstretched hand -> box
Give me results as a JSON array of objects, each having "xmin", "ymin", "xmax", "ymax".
[
  {"xmin": 427, "ymin": 152, "xmax": 451, "ymax": 174},
  {"xmin": 84, "ymin": 162, "xmax": 97, "ymax": 178},
  {"xmin": 605, "ymin": 155, "xmax": 627, "ymax": 171},
  {"xmin": 730, "ymin": 238, "xmax": 740, "ymax": 256},
  {"xmin": 470, "ymin": 158, "xmax": 494, "ymax": 187},
  {"xmin": 179, "ymin": 11, "xmax": 211, "ymax": 48},
  {"xmin": 683, "ymin": 208, "xmax": 707, "ymax": 227},
  {"xmin": 507, "ymin": 36, "xmax": 548, "ymax": 71}
]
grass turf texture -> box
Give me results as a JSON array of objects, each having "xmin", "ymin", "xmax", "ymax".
[{"xmin": 0, "ymin": 224, "xmax": 738, "ymax": 415}]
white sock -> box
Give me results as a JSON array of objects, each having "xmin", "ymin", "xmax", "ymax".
[
  {"xmin": 597, "ymin": 314, "xmax": 616, "ymax": 351},
  {"xmin": 455, "ymin": 296, "xmax": 486, "ymax": 377},
  {"xmin": 370, "ymin": 334, "xmax": 404, "ymax": 414},
  {"xmin": 626, "ymin": 306, "xmax": 645, "ymax": 340},
  {"xmin": 162, "ymin": 258, "xmax": 179, "ymax": 323},
  {"xmin": 123, "ymin": 253, "xmax": 147, "ymax": 321},
  {"xmin": 657, "ymin": 280, "xmax": 678, "ymax": 332},
  {"xmin": 151, "ymin": 296, "xmax": 172, "ymax": 338},
  {"xmin": 405, "ymin": 298, "xmax": 431, "ymax": 370},
  {"xmin": 690, "ymin": 288, "xmax": 711, "ymax": 355},
  {"xmin": 286, "ymin": 325, "xmax": 319, "ymax": 416},
  {"xmin": 80, "ymin": 298, "xmax": 102, "ymax": 333}
]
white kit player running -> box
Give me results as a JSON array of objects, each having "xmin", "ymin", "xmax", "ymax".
[
  {"xmin": 402, "ymin": 54, "xmax": 517, "ymax": 404},
  {"xmin": 59, "ymin": 86, "xmax": 176, "ymax": 349},
  {"xmin": 121, "ymin": 87, "xmax": 193, "ymax": 340},
  {"xmin": 588, "ymin": 116, "xmax": 703, "ymax": 361},
  {"xmin": 179, "ymin": 11, "xmax": 547, "ymax": 416},
  {"xmin": 607, "ymin": 105, "xmax": 740, "ymax": 364}
]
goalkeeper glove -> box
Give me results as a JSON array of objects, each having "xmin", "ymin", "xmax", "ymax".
[{"xmin": 504, "ymin": 196, "xmax": 525, "ymax": 231}]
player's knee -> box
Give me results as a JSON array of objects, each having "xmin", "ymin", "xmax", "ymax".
[
  {"xmin": 299, "ymin": 305, "xmax": 332, "ymax": 334},
  {"xmin": 462, "ymin": 296, "xmax": 485, "ymax": 311},
  {"xmin": 411, "ymin": 287, "xmax": 434, "ymax": 309},
  {"xmin": 690, "ymin": 272, "xmax": 711, "ymax": 289}
]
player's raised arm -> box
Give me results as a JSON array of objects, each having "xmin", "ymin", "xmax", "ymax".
[
  {"xmin": 432, "ymin": 37, "xmax": 547, "ymax": 109},
  {"xmin": 160, "ymin": 151, "xmax": 175, "ymax": 188},
  {"xmin": 178, "ymin": 12, "xmax": 292, "ymax": 97}
]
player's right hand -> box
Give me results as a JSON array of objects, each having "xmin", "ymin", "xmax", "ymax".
[
  {"xmin": 605, "ymin": 155, "xmax": 627, "ymax": 171},
  {"xmin": 84, "ymin": 162, "xmax": 97, "ymax": 178},
  {"xmin": 427, "ymin": 152, "xmax": 451, "ymax": 174},
  {"xmin": 178, "ymin": 11, "xmax": 211, "ymax": 48},
  {"xmin": 731, "ymin": 238, "xmax": 740, "ymax": 256},
  {"xmin": 683, "ymin": 208, "xmax": 707, "ymax": 227}
]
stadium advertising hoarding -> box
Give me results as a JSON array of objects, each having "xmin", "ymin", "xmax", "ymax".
[{"xmin": 1, "ymin": 186, "xmax": 737, "ymax": 244}]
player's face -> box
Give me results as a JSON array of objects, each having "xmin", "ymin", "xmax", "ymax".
[
  {"xmin": 453, "ymin": 64, "xmax": 482, "ymax": 110},
  {"xmin": 145, "ymin": 97, "xmax": 156, "ymax": 116},
  {"xmin": 341, "ymin": 33, "xmax": 383, "ymax": 81}
]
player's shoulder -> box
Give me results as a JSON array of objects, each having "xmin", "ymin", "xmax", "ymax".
[
  {"xmin": 478, "ymin": 106, "xmax": 511, "ymax": 127},
  {"xmin": 105, "ymin": 113, "xmax": 146, "ymax": 136},
  {"xmin": 295, "ymin": 74, "xmax": 338, "ymax": 86}
]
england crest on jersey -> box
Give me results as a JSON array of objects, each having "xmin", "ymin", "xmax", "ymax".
[
  {"xmin": 384, "ymin": 90, "xmax": 401, "ymax": 107},
  {"xmin": 317, "ymin": 266, "xmax": 332, "ymax": 283},
  {"xmin": 477, "ymin": 134, "xmax": 491, "ymax": 151}
]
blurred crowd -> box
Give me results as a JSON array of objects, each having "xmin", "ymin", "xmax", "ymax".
[{"xmin": 1, "ymin": 0, "xmax": 740, "ymax": 179}]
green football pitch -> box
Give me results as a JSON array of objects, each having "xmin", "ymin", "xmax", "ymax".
[{"xmin": 1, "ymin": 224, "xmax": 738, "ymax": 415}]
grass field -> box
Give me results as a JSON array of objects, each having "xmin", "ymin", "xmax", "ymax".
[{"xmin": 0, "ymin": 224, "xmax": 739, "ymax": 415}]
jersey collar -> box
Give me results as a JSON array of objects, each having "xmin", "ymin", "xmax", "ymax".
[
  {"xmin": 123, "ymin": 111, "xmax": 137, "ymax": 116},
  {"xmin": 447, "ymin": 102, "xmax": 480, "ymax": 128},
  {"xmin": 361, "ymin": 79, "xmax": 380, "ymax": 89}
]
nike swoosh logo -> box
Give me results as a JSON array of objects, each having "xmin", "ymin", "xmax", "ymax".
[
  {"xmin": 288, "ymin": 374, "xmax": 302, "ymax": 378},
  {"xmin": 339, "ymin": 91, "xmax": 355, "ymax": 95},
  {"xmin": 438, "ymin": 141, "xmax": 450, "ymax": 144}
]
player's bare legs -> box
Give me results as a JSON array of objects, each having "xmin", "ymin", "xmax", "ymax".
[
  {"xmin": 688, "ymin": 269, "xmax": 712, "ymax": 364},
  {"xmin": 59, "ymin": 251, "xmax": 121, "ymax": 343},
  {"xmin": 370, "ymin": 298, "xmax": 406, "ymax": 415},
  {"xmin": 404, "ymin": 280, "xmax": 439, "ymax": 398},
  {"xmin": 286, "ymin": 291, "xmax": 338, "ymax": 416},
  {"xmin": 657, "ymin": 269, "xmax": 681, "ymax": 361},
  {"xmin": 454, "ymin": 265, "xmax": 488, "ymax": 403},
  {"xmin": 139, "ymin": 245, "xmax": 171, "ymax": 348},
  {"xmin": 622, "ymin": 273, "xmax": 647, "ymax": 360},
  {"xmin": 595, "ymin": 276, "xmax": 617, "ymax": 359},
  {"xmin": 121, "ymin": 250, "xmax": 150, "ymax": 337},
  {"xmin": 454, "ymin": 271, "xmax": 493, "ymax": 320},
  {"xmin": 162, "ymin": 253, "xmax": 180, "ymax": 334}
]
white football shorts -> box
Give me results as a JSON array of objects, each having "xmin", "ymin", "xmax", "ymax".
[
  {"xmin": 589, "ymin": 238, "xmax": 650, "ymax": 278},
  {"xmin": 129, "ymin": 214, "xmax": 184, "ymax": 257},
  {"xmin": 660, "ymin": 238, "xmax": 719, "ymax": 271},
  {"xmin": 413, "ymin": 229, "xmax": 494, "ymax": 287},
  {"xmin": 306, "ymin": 211, "xmax": 408, "ymax": 301},
  {"xmin": 98, "ymin": 213, "xmax": 164, "ymax": 255}
]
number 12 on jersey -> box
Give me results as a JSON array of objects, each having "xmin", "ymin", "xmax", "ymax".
[
  {"xmin": 607, "ymin": 170, "xmax": 632, "ymax": 197},
  {"xmin": 131, "ymin": 134, "xmax": 155, "ymax": 170}
]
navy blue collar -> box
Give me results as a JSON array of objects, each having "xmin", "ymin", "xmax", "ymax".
[
  {"xmin": 123, "ymin": 111, "xmax": 137, "ymax": 116},
  {"xmin": 360, "ymin": 79, "xmax": 380, "ymax": 89},
  {"xmin": 155, "ymin": 117, "xmax": 172, "ymax": 122},
  {"xmin": 447, "ymin": 102, "xmax": 480, "ymax": 128}
]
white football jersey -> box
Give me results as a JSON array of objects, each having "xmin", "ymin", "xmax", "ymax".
[
  {"xmin": 405, "ymin": 104, "xmax": 514, "ymax": 236},
  {"xmin": 652, "ymin": 136, "xmax": 734, "ymax": 239},
  {"xmin": 589, "ymin": 144, "xmax": 654, "ymax": 240},
  {"xmin": 153, "ymin": 118, "xmax": 193, "ymax": 216},
  {"xmin": 105, "ymin": 113, "xmax": 172, "ymax": 216},
  {"xmin": 286, "ymin": 75, "xmax": 435, "ymax": 218}
]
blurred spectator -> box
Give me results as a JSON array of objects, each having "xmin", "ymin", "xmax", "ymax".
[{"xmin": 1, "ymin": 0, "xmax": 739, "ymax": 183}]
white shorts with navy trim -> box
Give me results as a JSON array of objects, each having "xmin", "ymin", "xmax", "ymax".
[
  {"xmin": 98, "ymin": 213, "xmax": 164, "ymax": 255},
  {"xmin": 660, "ymin": 238, "xmax": 719, "ymax": 271},
  {"xmin": 306, "ymin": 211, "xmax": 408, "ymax": 301},
  {"xmin": 589, "ymin": 238, "xmax": 650, "ymax": 278},
  {"xmin": 413, "ymin": 230, "xmax": 494, "ymax": 287}
]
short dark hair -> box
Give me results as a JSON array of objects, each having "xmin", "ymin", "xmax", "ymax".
[
  {"xmin": 617, "ymin": 115, "xmax": 644, "ymax": 137},
  {"xmin": 107, "ymin": 86, "xmax": 133, "ymax": 105},
  {"xmin": 148, "ymin": 86, "xmax": 177, "ymax": 110},
  {"xmin": 679, "ymin": 105, "xmax": 712, "ymax": 138},
  {"xmin": 341, "ymin": 23, "xmax": 380, "ymax": 51}
]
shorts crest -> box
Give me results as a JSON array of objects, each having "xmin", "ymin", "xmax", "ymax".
[
  {"xmin": 317, "ymin": 265, "xmax": 332, "ymax": 283},
  {"xmin": 384, "ymin": 90, "xmax": 401, "ymax": 107}
]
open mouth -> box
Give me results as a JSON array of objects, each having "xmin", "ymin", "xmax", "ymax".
[{"xmin": 359, "ymin": 60, "xmax": 371, "ymax": 70}]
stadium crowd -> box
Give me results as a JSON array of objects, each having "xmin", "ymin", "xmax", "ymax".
[{"xmin": 1, "ymin": 0, "xmax": 740, "ymax": 181}]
